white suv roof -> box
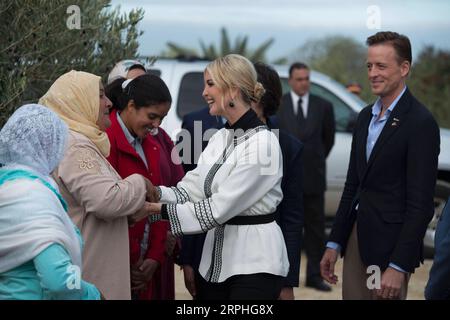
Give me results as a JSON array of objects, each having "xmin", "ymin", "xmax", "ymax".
[{"xmin": 147, "ymin": 58, "xmax": 367, "ymax": 138}]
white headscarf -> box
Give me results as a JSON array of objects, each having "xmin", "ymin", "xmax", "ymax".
[
  {"xmin": 0, "ymin": 103, "xmax": 68, "ymax": 176},
  {"xmin": 0, "ymin": 104, "xmax": 82, "ymax": 273}
]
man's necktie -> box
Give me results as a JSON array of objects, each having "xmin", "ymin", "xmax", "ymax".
[{"xmin": 297, "ymin": 97, "xmax": 304, "ymax": 121}]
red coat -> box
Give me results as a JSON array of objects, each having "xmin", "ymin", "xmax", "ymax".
[{"xmin": 106, "ymin": 110, "xmax": 168, "ymax": 299}]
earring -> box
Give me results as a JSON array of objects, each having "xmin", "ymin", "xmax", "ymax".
[{"xmin": 228, "ymin": 100, "xmax": 235, "ymax": 107}]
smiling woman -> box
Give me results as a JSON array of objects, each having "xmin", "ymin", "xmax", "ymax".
[
  {"xmin": 105, "ymin": 73, "xmax": 184, "ymax": 300},
  {"xmin": 144, "ymin": 54, "xmax": 288, "ymax": 301},
  {"xmin": 38, "ymin": 70, "xmax": 155, "ymax": 300},
  {"xmin": 107, "ymin": 74, "xmax": 172, "ymax": 138}
]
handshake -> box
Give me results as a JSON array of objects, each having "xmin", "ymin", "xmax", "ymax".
[
  {"xmin": 128, "ymin": 177, "xmax": 163, "ymax": 225},
  {"xmin": 144, "ymin": 177, "xmax": 160, "ymax": 203}
]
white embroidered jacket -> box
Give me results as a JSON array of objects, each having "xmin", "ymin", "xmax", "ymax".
[{"xmin": 158, "ymin": 125, "xmax": 289, "ymax": 283}]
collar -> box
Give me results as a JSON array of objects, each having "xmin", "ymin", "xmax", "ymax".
[
  {"xmin": 290, "ymin": 90, "xmax": 309, "ymax": 103},
  {"xmin": 372, "ymin": 86, "xmax": 407, "ymax": 118},
  {"xmin": 116, "ymin": 111, "xmax": 142, "ymax": 145},
  {"xmin": 224, "ymin": 108, "xmax": 264, "ymax": 131}
]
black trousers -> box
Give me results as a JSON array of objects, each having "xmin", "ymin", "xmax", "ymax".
[
  {"xmin": 196, "ymin": 273, "xmax": 284, "ymax": 300},
  {"xmin": 303, "ymin": 193, "xmax": 326, "ymax": 283}
]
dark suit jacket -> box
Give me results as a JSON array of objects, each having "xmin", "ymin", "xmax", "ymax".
[
  {"xmin": 277, "ymin": 93, "xmax": 335, "ymax": 195},
  {"xmin": 268, "ymin": 116, "xmax": 304, "ymax": 286},
  {"xmin": 177, "ymin": 108, "xmax": 305, "ymax": 287},
  {"xmin": 328, "ymin": 89, "xmax": 440, "ymax": 272},
  {"xmin": 425, "ymin": 197, "xmax": 450, "ymax": 300},
  {"xmin": 177, "ymin": 107, "xmax": 224, "ymax": 173}
]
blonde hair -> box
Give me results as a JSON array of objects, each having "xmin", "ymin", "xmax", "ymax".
[{"xmin": 206, "ymin": 54, "xmax": 265, "ymax": 105}]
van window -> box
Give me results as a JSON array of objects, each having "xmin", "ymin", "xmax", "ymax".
[
  {"xmin": 281, "ymin": 78, "xmax": 356, "ymax": 132},
  {"xmin": 176, "ymin": 72, "xmax": 208, "ymax": 118}
]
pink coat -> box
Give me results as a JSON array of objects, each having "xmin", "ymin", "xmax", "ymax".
[{"xmin": 53, "ymin": 130, "xmax": 147, "ymax": 300}]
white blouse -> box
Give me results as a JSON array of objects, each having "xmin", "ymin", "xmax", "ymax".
[{"xmin": 158, "ymin": 123, "xmax": 289, "ymax": 283}]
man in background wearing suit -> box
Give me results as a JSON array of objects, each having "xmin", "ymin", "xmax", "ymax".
[
  {"xmin": 320, "ymin": 31, "xmax": 440, "ymax": 300},
  {"xmin": 425, "ymin": 197, "xmax": 450, "ymax": 300},
  {"xmin": 278, "ymin": 62, "xmax": 335, "ymax": 292},
  {"xmin": 177, "ymin": 107, "xmax": 225, "ymax": 174}
]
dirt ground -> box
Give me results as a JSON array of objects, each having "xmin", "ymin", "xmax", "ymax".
[{"xmin": 174, "ymin": 254, "xmax": 433, "ymax": 300}]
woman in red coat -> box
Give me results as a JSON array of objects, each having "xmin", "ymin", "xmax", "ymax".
[{"xmin": 105, "ymin": 74, "xmax": 183, "ymax": 299}]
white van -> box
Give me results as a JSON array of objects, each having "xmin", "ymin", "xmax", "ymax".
[{"xmin": 144, "ymin": 58, "xmax": 449, "ymax": 254}]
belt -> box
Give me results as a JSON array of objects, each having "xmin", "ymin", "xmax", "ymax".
[{"xmin": 226, "ymin": 213, "xmax": 275, "ymax": 225}]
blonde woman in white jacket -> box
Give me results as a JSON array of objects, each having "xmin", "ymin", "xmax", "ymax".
[{"xmin": 148, "ymin": 54, "xmax": 289, "ymax": 300}]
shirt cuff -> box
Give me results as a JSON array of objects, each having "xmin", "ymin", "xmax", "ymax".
[
  {"xmin": 326, "ymin": 241, "xmax": 341, "ymax": 253},
  {"xmin": 149, "ymin": 213, "xmax": 163, "ymax": 223},
  {"xmin": 389, "ymin": 263, "xmax": 407, "ymax": 273},
  {"xmin": 156, "ymin": 186, "xmax": 162, "ymax": 201}
]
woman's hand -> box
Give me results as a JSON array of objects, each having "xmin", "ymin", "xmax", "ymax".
[
  {"xmin": 182, "ymin": 265, "xmax": 197, "ymax": 298},
  {"xmin": 131, "ymin": 258, "xmax": 160, "ymax": 293},
  {"xmin": 131, "ymin": 258, "xmax": 146, "ymax": 292},
  {"xmin": 143, "ymin": 177, "xmax": 160, "ymax": 202},
  {"xmin": 148, "ymin": 202, "xmax": 162, "ymax": 215},
  {"xmin": 128, "ymin": 202, "xmax": 161, "ymax": 225},
  {"xmin": 139, "ymin": 258, "xmax": 160, "ymax": 282},
  {"xmin": 128, "ymin": 202, "xmax": 150, "ymax": 225}
]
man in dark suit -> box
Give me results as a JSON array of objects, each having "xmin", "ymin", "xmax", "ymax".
[
  {"xmin": 177, "ymin": 107, "xmax": 224, "ymax": 173},
  {"xmin": 320, "ymin": 31, "xmax": 440, "ymax": 300},
  {"xmin": 277, "ymin": 62, "xmax": 335, "ymax": 291},
  {"xmin": 425, "ymin": 197, "xmax": 450, "ymax": 300}
]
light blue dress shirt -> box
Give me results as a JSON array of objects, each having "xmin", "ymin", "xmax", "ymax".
[
  {"xmin": 116, "ymin": 111, "xmax": 149, "ymax": 170},
  {"xmin": 327, "ymin": 87, "xmax": 407, "ymax": 273},
  {"xmin": 366, "ymin": 86, "xmax": 406, "ymax": 161}
]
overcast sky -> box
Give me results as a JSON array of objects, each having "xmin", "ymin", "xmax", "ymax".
[{"xmin": 110, "ymin": 0, "xmax": 450, "ymax": 61}]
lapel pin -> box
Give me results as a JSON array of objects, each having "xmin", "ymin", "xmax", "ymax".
[{"xmin": 391, "ymin": 117, "xmax": 400, "ymax": 126}]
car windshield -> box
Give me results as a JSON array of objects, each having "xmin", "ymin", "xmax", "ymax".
[{"xmin": 314, "ymin": 72, "xmax": 368, "ymax": 109}]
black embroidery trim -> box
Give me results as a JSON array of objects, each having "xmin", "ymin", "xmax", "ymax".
[
  {"xmin": 166, "ymin": 204, "xmax": 183, "ymax": 236},
  {"xmin": 170, "ymin": 186, "xmax": 190, "ymax": 203},
  {"xmin": 194, "ymin": 198, "xmax": 218, "ymax": 232}
]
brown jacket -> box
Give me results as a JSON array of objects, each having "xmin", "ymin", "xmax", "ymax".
[{"xmin": 53, "ymin": 131, "xmax": 146, "ymax": 299}]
